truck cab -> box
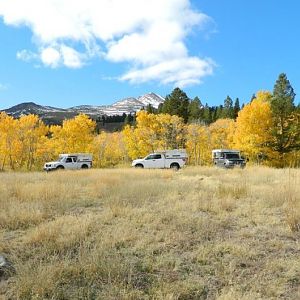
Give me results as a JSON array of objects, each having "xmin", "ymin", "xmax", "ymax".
[
  {"xmin": 44, "ymin": 153, "xmax": 93, "ymax": 171},
  {"xmin": 212, "ymin": 149, "xmax": 246, "ymax": 169},
  {"xmin": 132, "ymin": 149, "xmax": 188, "ymax": 170}
]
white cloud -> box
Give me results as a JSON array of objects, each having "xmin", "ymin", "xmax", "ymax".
[
  {"xmin": 61, "ymin": 45, "xmax": 84, "ymax": 68},
  {"xmin": 106, "ymin": 21, "xmax": 188, "ymax": 65},
  {"xmin": 16, "ymin": 49, "xmax": 38, "ymax": 62},
  {"xmin": 0, "ymin": 0, "xmax": 215, "ymax": 86},
  {"xmin": 39, "ymin": 45, "xmax": 84, "ymax": 68},
  {"xmin": 121, "ymin": 57, "xmax": 215, "ymax": 88},
  {"xmin": 40, "ymin": 47, "xmax": 61, "ymax": 68}
]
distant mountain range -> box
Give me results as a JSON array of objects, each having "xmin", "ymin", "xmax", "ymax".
[{"xmin": 2, "ymin": 93, "xmax": 165, "ymax": 124}]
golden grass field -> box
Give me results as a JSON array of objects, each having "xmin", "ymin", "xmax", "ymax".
[{"xmin": 0, "ymin": 167, "xmax": 300, "ymax": 299}]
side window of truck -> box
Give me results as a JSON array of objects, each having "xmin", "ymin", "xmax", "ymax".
[
  {"xmin": 66, "ymin": 157, "xmax": 72, "ymax": 163},
  {"xmin": 146, "ymin": 154, "xmax": 162, "ymax": 160}
]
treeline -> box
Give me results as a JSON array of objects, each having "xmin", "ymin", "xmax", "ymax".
[
  {"xmin": 149, "ymin": 89, "xmax": 242, "ymax": 124},
  {"xmin": 0, "ymin": 73, "xmax": 299, "ymax": 170},
  {"xmin": 96, "ymin": 113, "xmax": 135, "ymax": 125},
  {"xmin": 95, "ymin": 89, "xmax": 241, "ymax": 128}
]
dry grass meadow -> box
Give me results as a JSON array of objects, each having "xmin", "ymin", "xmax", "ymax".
[{"xmin": 0, "ymin": 166, "xmax": 300, "ymax": 299}]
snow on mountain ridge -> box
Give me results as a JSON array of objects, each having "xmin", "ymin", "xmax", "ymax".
[
  {"xmin": 112, "ymin": 97, "xmax": 142, "ymax": 107},
  {"xmin": 137, "ymin": 93, "xmax": 164, "ymax": 108},
  {"xmin": 3, "ymin": 93, "xmax": 165, "ymax": 119}
]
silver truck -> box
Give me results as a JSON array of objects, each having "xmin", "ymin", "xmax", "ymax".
[
  {"xmin": 44, "ymin": 153, "xmax": 92, "ymax": 171},
  {"xmin": 212, "ymin": 149, "xmax": 246, "ymax": 169},
  {"xmin": 132, "ymin": 149, "xmax": 188, "ymax": 170}
]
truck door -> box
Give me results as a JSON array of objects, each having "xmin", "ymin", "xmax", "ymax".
[
  {"xmin": 65, "ymin": 157, "xmax": 77, "ymax": 169},
  {"xmin": 217, "ymin": 153, "xmax": 226, "ymax": 167},
  {"xmin": 144, "ymin": 154, "xmax": 164, "ymax": 168},
  {"xmin": 152, "ymin": 154, "xmax": 164, "ymax": 168}
]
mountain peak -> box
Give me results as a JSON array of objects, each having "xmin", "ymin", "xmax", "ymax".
[
  {"xmin": 8, "ymin": 101, "xmax": 39, "ymax": 109},
  {"xmin": 137, "ymin": 93, "xmax": 164, "ymax": 108},
  {"xmin": 2, "ymin": 92, "xmax": 165, "ymax": 123}
]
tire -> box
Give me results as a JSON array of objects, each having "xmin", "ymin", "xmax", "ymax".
[
  {"xmin": 170, "ymin": 163, "xmax": 180, "ymax": 171},
  {"xmin": 135, "ymin": 164, "xmax": 144, "ymax": 169},
  {"xmin": 56, "ymin": 165, "xmax": 64, "ymax": 170},
  {"xmin": 81, "ymin": 164, "xmax": 88, "ymax": 169}
]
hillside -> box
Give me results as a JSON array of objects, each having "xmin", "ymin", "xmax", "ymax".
[
  {"xmin": 1, "ymin": 93, "xmax": 165, "ymax": 125},
  {"xmin": 1, "ymin": 167, "xmax": 300, "ymax": 299}
]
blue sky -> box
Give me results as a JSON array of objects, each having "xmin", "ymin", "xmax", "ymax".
[{"xmin": 0, "ymin": 0, "xmax": 299, "ymax": 110}]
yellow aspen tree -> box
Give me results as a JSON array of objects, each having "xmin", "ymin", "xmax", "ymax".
[
  {"xmin": 106, "ymin": 132, "xmax": 127, "ymax": 166},
  {"xmin": 186, "ymin": 124, "xmax": 211, "ymax": 165},
  {"xmin": 123, "ymin": 125, "xmax": 143, "ymax": 159},
  {"xmin": 35, "ymin": 135, "xmax": 53, "ymax": 168},
  {"xmin": 123, "ymin": 111, "xmax": 186, "ymax": 159},
  {"xmin": 0, "ymin": 112, "xmax": 18, "ymax": 170},
  {"xmin": 234, "ymin": 91, "xmax": 275, "ymax": 164},
  {"xmin": 49, "ymin": 114, "xmax": 96, "ymax": 155},
  {"xmin": 135, "ymin": 111, "xmax": 162, "ymax": 153},
  {"xmin": 209, "ymin": 118, "xmax": 236, "ymax": 150},
  {"xmin": 90, "ymin": 132, "xmax": 127, "ymax": 167},
  {"xmin": 90, "ymin": 131, "xmax": 108, "ymax": 167},
  {"xmin": 157, "ymin": 114, "xmax": 185, "ymax": 150},
  {"xmin": 123, "ymin": 111, "xmax": 161, "ymax": 158},
  {"xmin": 16, "ymin": 114, "xmax": 48, "ymax": 170}
]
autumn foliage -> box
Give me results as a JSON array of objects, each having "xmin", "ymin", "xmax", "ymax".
[
  {"xmin": 234, "ymin": 91, "xmax": 275, "ymax": 163},
  {"xmin": 0, "ymin": 89, "xmax": 299, "ymax": 171},
  {"xmin": 0, "ymin": 113, "xmax": 48, "ymax": 170}
]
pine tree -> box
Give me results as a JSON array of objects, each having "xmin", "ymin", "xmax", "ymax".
[
  {"xmin": 234, "ymin": 98, "xmax": 241, "ymax": 119},
  {"xmin": 202, "ymin": 104, "xmax": 212, "ymax": 124},
  {"xmin": 188, "ymin": 96, "xmax": 202, "ymax": 122},
  {"xmin": 146, "ymin": 104, "xmax": 155, "ymax": 114},
  {"xmin": 272, "ymin": 73, "xmax": 295, "ymax": 116},
  {"xmin": 215, "ymin": 105, "xmax": 223, "ymax": 120},
  {"xmin": 270, "ymin": 73, "xmax": 300, "ymax": 165},
  {"xmin": 211, "ymin": 107, "xmax": 217, "ymax": 122},
  {"xmin": 157, "ymin": 103, "xmax": 164, "ymax": 114},
  {"xmin": 161, "ymin": 88, "xmax": 190, "ymax": 122},
  {"xmin": 124, "ymin": 114, "xmax": 131, "ymax": 126},
  {"xmin": 222, "ymin": 96, "xmax": 234, "ymax": 119}
]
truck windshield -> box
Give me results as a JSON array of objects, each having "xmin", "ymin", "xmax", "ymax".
[{"xmin": 225, "ymin": 153, "xmax": 240, "ymax": 159}]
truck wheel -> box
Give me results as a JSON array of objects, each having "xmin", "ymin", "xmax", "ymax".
[
  {"xmin": 135, "ymin": 164, "xmax": 144, "ymax": 169},
  {"xmin": 56, "ymin": 165, "xmax": 64, "ymax": 170},
  {"xmin": 170, "ymin": 163, "xmax": 180, "ymax": 171},
  {"xmin": 81, "ymin": 164, "xmax": 88, "ymax": 169}
]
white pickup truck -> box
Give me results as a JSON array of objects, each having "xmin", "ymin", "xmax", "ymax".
[
  {"xmin": 43, "ymin": 153, "xmax": 92, "ymax": 171},
  {"xmin": 132, "ymin": 149, "xmax": 188, "ymax": 170}
]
